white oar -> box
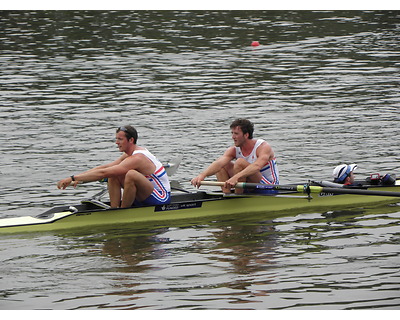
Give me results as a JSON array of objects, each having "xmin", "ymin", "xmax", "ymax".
[{"xmin": 165, "ymin": 155, "xmax": 183, "ymax": 176}]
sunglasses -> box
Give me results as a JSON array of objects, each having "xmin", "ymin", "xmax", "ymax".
[
  {"xmin": 117, "ymin": 126, "xmax": 129, "ymax": 136},
  {"xmin": 118, "ymin": 126, "xmax": 128, "ymax": 132},
  {"xmin": 117, "ymin": 126, "xmax": 136, "ymax": 141}
]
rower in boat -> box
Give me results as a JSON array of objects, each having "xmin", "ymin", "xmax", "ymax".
[
  {"xmin": 331, "ymin": 163, "xmax": 396, "ymax": 188},
  {"xmin": 333, "ymin": 163, "xmax": 358, "ymax": 186},
  {"xmin": 191, "ymin": 118, "xmax": 279, "ymax": 194},
  {"xmin": 57, "ymin": 125, "xmax": 171, "ymax": 208}
]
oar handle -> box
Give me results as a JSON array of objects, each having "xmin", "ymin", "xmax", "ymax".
[
  {"xmin": 200, "ymin": 181, "xmax": 249, "ymax": 188},
  {"xmin": 200, "ymin": 181, "xmax": 227, "ymax": 187}
]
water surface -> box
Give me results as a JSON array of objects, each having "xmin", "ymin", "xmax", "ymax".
[{"xmin": 0, "ymin": 10, "xmax": 399, "ymax": 310}]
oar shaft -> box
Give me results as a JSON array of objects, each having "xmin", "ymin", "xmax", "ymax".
[
  {"xmin": 199, "ymin": 181, "xmax": 400, "ymax": 197},
  {"xmin": 199, "ymin": 181, "xmax": 301, "ymax": 192},
  {"xmin": 313, "ymin": 186, "xmax": 400, "ymax": 197}
]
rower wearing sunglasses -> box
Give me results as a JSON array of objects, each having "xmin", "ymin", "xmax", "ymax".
[{"xmin": 57, "ymin": 125, "xmax": 171, "ymax": 208}]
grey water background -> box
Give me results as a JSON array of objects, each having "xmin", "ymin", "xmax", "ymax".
[{"xmin": 0, "ymin": 10, "xmax": 399, "ymax": 310}]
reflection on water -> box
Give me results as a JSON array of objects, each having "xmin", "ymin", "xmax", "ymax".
[
  {"xmin": 0, "ymin": 10, "xmax": 399, "ymax": 309},
  {"xmin": 1, "ymin": 204, "xmax": 399, "ymax": 309}
]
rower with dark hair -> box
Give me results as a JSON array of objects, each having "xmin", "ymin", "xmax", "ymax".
[
  {"xmin": 191, "ymin": 118, "xmax": 279, "ymax": 194},
  {"xmin": 57, "ymin": 125, "xmax": 170, "ymax": 208}
]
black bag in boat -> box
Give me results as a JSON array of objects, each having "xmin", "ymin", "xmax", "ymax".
[{"xmin": 365, "ymin": 173, "xmax": 396, "ymax": 186}]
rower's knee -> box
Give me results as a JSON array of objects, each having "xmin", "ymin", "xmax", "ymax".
[
  {"xmin": 234, "ymin": 158, "xmax": 249, "ymax": 171},
  {"xmin": 125, "ymin": 169, "xmax": 152, "ymax": 187},
  {"xmin": 124, "ymin": 170, "xmax": 142, "ymax": 188},
  {"xmin": 125, "ymin": 170, "xmax": 139, "ymax": 180}
]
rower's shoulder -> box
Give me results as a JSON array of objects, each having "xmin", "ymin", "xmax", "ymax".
[
  {"xmin": 257, "ymin": 139, "xmax": 271, "ymax": 149},
  {"xmin": 224, "ymin": 146, "xmax": 237, "ymax": 156},
  {"xmin": 257, "ymin": 138, "xmax": 268, "ymax": 145},
  {"xmin": 255, "ymin": 140, "xmax": 274, "ymax": 158}
]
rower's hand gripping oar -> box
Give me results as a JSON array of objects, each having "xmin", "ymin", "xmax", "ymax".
[
  {"xmin": 84, "ymin": 156, "xmax": 183, "ymax": 205},
  {"xmin": 199, "ymin": 181, "xmax": 400, "ymax": 197}
]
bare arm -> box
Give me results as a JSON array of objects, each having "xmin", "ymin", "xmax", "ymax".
[
  {"xmin": 225, "ymin": 142, "xmax": 274, "ymax": 188},
  {"xmin": 191, "ymin": 147, "xmax": 235, "ymax": 188},
  {"xmin": 57, "ymin": 153, "xmax": 149, "ymax": 189},
  {"xmin": 84, "ymin": 153, "xmax": 128, "ymax": 173}
]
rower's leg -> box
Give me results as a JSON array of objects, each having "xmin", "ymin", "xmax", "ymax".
[
  {"xmin": 108, "ymin": 176, "xmax": 123, "ymax": 208},
  {"xmin": 234, "ymin": 159, "xmax": 265, "ymax": 193},
  {"xmin": 232, "ymin": 158, "xmax": 251, "ymax": 194},
  {"xmin": 121, "ymin": 170, "xmax": 154, "ymax": 208},
  {"xmin": 216, "ymin": 161, "xmax": 234, "ymax": 193}
]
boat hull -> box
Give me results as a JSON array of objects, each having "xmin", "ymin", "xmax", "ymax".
[{"xmin": 1, "ymin": 185, "xmax": 399, "ymax": 234}]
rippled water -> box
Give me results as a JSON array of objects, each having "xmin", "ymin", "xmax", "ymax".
[{"xmin": 0, "ymin": 10, "xmax": 399, "ymax": 310}]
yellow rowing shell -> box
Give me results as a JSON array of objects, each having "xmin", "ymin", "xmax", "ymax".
[{"xmin": 1, "ymin": 183, "xmax": 399, "ymax": 234}]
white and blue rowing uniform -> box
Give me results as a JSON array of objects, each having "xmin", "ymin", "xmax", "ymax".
[
  {"xmin": 235, "ymin": 139, "xmax": 279, "ymax": 193},
  {"xmin": 132, "ymin": 149, "xmax": 171, "ymax": 206}
]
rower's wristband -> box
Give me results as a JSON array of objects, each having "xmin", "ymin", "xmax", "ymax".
[{"xmin": 71, "ymin": 175, "xmax": 75, "ymax": 181}]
